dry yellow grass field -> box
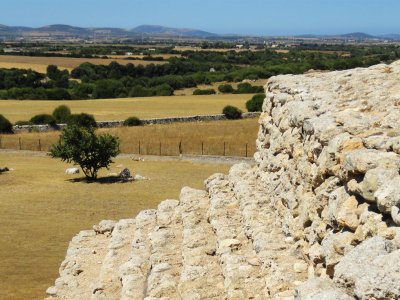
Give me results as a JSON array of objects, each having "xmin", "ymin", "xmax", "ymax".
[
  {"xmin": 0, "ymin": 151, "xmax": 233, "ymax": 300},
  {"xmin": 0, "ymin": 55, "xmax": 165, "ymax": 73},
  {"xmin": 1, "ymin": 118, "xmax": 260, "ymax": 157},
  {"xmin": 0, "ymin": 94, "xmax": 253, "ymax": 123}
]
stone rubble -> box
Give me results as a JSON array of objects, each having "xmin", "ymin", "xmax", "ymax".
[{"xmin": 46, "ymin": 61, "xmax": 400, "ymax": 299}]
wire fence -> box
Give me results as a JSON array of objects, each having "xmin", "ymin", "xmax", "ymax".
[{"xmin": 0, "ymin": 135, "xmax": 257, "ymax": 158}]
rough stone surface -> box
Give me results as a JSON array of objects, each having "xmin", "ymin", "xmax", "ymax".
[{"xmin": 46, "ymin": 61, "xmax": 400, "ymax": 299}]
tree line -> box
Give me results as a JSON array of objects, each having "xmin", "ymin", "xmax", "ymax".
[{"xmin": 0, "ymin": 45, "xmax": 399, "ymax": 100}]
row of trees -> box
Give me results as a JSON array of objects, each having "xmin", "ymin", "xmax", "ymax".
[{"xmin": 2, "ymin": 45, "xmax": 399, "ymax": 100}]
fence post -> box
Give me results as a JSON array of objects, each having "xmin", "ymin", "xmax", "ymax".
[
  {"xmin": 19, "ymin": 137, "xmax": 22, "ymax": 150},
  {"xmin": 245, "ymin": 143, "xmax": 248, "ymax": 158},
  {"xmin": 138, "ymin": 141, "xmax": 141, "ymax": 155},
  {"xmin": 201, "ymin": 141, "xmax": 204, "ymax": 155},
  {"xmin": 38, "ymin": 139, "xmax": 41, "ymax": 151},
  {"xmin": 0, "ymin": 136, "xmax": 2, "ymax": 149},
  {"xmin": 159, "ymin": 142, "xmax": 162, "ymax": 156},
  {"xmin": 223, "ymin": 142, "xmax": 226, "ymax": 156},
  {"xmin": 179, "ymin": 141, "xmax": 182, "ymax": 155}
]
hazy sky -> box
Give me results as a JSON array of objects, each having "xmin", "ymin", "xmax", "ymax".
[{"xmin": 2, "ymin": 0, "xmax": 400, "ymax": 35}]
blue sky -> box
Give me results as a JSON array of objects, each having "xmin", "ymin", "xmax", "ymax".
[{"xmin": 2, "ymin": 0, "xmax": 400, "ymax": 35}]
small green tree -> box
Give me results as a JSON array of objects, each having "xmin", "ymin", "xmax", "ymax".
[
  {"xmin": 68, "ymin": 113, "xmax": 97, "ymax": 128},
  {"xmin": 50, "ymin": 125, "xmax": 120, "ymax": 180},
  {"xmin": 30, "ymin": 114, "xmax": 57, "ymax": 126},
  {"xmin": 218, "ymin": 84, "xmax": 234, "ymax": 93},
  {"xmin": 0, "ymin": 114, "xmax": 13, "ymax": 133},
  {"xmin": 223, "ymin": 105, "xmax": 242, "ymax": 120},
  {"xmin": 193, "ymin": 89, "xmax": 216, "ymax": 95},
  {"xmin": 123, "ymin": 116, "xmax": 143, "ymax": 126},
  {"xmin": 246, "ymin": 94, "xmax": 265, "ymax": 112},
  {"xmin": 52, "ymin": 105, "xmax": 72, "ymax": 123}
]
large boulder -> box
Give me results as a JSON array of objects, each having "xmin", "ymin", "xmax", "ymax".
[
  {"xmin": 374, "ymin": 176, "xmax": 400, "ymax": 214},
  {"xmin": 334, "ymin": 236, "xmax": 400, "ymax": 299},
  {"xmin": 295, "ymin": 278, "xmax": 353, "ymax": 300}
]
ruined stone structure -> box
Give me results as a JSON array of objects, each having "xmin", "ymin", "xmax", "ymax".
[{"xmin": 46, "ymin": 61, "xmax": 400, "ymax": 299}]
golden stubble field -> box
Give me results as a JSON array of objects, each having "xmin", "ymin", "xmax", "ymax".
[
  {"xmin": 0, "ymin": 151, "xmax": 234, "ymax": 300},
  {"xmin": 0, "ymin": 55, "xmax": 165, "ymax": 73},
  {"xmin": 0, "ymin": 94, "xmax": 253, "ymax": 123},
  {"xmin": 1, "ymin": 118, "xmax": 260, "ymax": 157}
]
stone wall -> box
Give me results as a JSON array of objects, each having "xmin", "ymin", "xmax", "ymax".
[
  {"xmin": 255, "ymin": 61, "xmax": 400, "ymax": 298},
  {"xmin": 13, "ymin": 112, "xmax": 260, "ymax": 133},
  {"xmin": 46, "ymin": 62, "xmax": 400, "ymax": 299}
]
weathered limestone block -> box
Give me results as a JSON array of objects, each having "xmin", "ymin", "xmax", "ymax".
[
  {"xmin": 374, "ymin": 176, "xmax": 400, "ymax": 213},
  {"xmin": 295, "ymin": 278, "xmax": 354, "ymax": 300},
  {"xmin": 321, "ymin": 231, "xmax": 354, "ymax": 273},
  {"xmin": 348, "ymin": 167, "xmax": 398, "ymax": 202},
  {"xmin": 334, "ymin": 237, "xmax": 400, "ymax": 299},
  {"xmin": 343, "ymin": 149, "xmax": 400, "ymax": 175},
  {"xmin": 303, "ymin": 114, "xmax": 344, "ymax": 145}
]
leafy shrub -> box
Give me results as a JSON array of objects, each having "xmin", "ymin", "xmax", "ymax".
[
  {"xmin": 193, "ymin": 89, "xmax": 216, "ymax": 95},
  {"xmin": 222, "ymin": 105, "xmax": 242, "ymax": 120},
  {"xmin": 92, "ymin": 79, "xmax": 126, "ymax": 99},
  {"xmin": 50, "ymin": 125, "xmax": 120, "ymax": 179},
  {"xmin": 234, "ymin": 82, "xmax": 264, "ymax": 94},
  {"xmin": 154, "ymin": 84, "xmax": 174, "ymax": 96},
  {"xmin": 70, "ymin": 82, "xmax": 94, "ymax": 99},
  {"xmin": 68, "ymin": 113, "xmax": 97, "ymax": 128},
  {"xmin": 246, "ymin": 94, "xmax": 265, "ymax": 112},
  {"xmin": 129, "ymin": 85, "xmax": 154, "ymax": 97},
  {"xmin": 30, "ymin": 114, "xmax": 57, "ymax": 126},
  {"xmin": 123, "ymin": 116, "xmax": 143, "ymax": 127},
  {"xmin": 53, "ymin": 105, "xmax": 72, "ymax": 123},
  {"xmin": 0, "ymin": 114, "xmax": 13, "ymax": 133},
  {"xmin": 15, "ymin": 120, "xmax": 33, "ymax": 126},
  {"xmin": 45, "ymin": 88, "xmax": 71, "ymax": 100},
  {"xmin": 218, "ymin": 84, "xmax": 234, "ymax": 93}
]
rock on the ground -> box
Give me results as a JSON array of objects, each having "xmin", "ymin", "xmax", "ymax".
[
  {"xmin": 65, "ymin": 167, "xmax": 80, "ymax": 174},
  {"xmin": 119, "ymin": 168, "xmax": 131, "ymax": 179}
]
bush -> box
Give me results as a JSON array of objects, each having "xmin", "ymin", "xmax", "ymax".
[
  {"xmin": 222, "ymin": 105, "xmax": 242, "ymax": 120},
  {"xmin": 193, "ymin": 89, "xmax": 216, "ymax": 95},
  {"xmin": 218, "ymin": 84, "xmax": 234, "ymax": 93},
  {"xmin": 30, "ymin": 114, "xmax": 57, "ymax": 126},
  {"xmin": 234, "ymin": 82, "xmax": 264, "ymax": 94},
  {"xmin": 92, "ymin": 79, "xmax": 126, "ymax": 99},
  {"xmin": 123, "ymin": 116, "xmax": 143, "ymax": 127},
  {"xmin": 53, "ymin": 105, "xmax": 72, "ymax": 123},
  {"xmin": 0, "ymin": 114, "xmax": 13, "ymax": 133},
  {"xmin": 15, "ymin": 120, "xmax": 33, "ymax": 126},
  {"xmin": 154, "ymin": 84, "xmax": 174, "ymax": 96},
  {"xmin": 50, "ymin": 125, "xmax": 120, "ymax": 179},
  {"xmin": 246, "ymin": 94, "xmax": 265, "ymax": 112},
  {"xmin": 68, "ymin": 113, "xmax": 94, "ymax": 127},
  {"xmin": 68, "ymin": 113, "xmax": 97, "ymax": 128},
  {"xmin": 45, "ymin": 88, "xmax": 71, "ymax": 100},
  {"xmin": 129, "ymin": 85, "xmax": 154, "ymax": 97}
]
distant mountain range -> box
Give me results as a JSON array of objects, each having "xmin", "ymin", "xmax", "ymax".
[
  {"xmin": 296, "ymin": 32, "xmax": 400, "ymax": 40},
  {"xmin": 133, "ymin": 25, "xmax": 217, "ymax": 37},
  {"xmin": 0, "ymin": 24, "xmax": 399, "ymax": 40},
  {"xmin": 0, "ymin": 24, "xmax": 217, "ymax": 39}
]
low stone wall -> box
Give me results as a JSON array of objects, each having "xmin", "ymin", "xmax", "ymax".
[{"xmin": 12, "ymin": 112, "xmax": 260, "ymax": 133}]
